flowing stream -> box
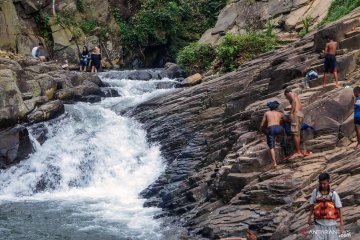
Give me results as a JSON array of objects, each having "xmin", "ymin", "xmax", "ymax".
[{"xmin": 0, "ymin": 71, "xmax": 178, "ymax": 240}]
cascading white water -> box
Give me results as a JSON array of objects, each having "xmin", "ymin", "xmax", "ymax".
[{"xmin": 0, "ymin": 71, "xmax": 177, "ymax": 240}]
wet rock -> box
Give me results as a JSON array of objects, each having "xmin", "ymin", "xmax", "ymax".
[
  {"xmin": 0, "ymin": 125, "xmax": 33, "ymax": 168},
  {"xmin": 155, "ymin": 82, "xmax": 176, "ymax": 89},
  {"xmin": 55, "ymin": 81, "xmax": 102, "ymax": 101},
  {"xmin": 100, "ymin": 88, "xmax": 121, "ymax": 97},
  {"xmin": 70, "ymin": 73, "xmax": 104, "ymax": 87},
  {"xmin": 24, "ymin": 96, "xmax": 48, "ymax": 113},
  {"xmin": 77, "ymin": 95, "xmax": 102, "ymax": 103},
  {"xmin": 164, "ymin": 62, "xmax": 186, "ymax": 79},
  {"xmin": 128, "ymin": 71, "xmax": 153, "ymax": 81},
  {"xmin": 26, "ymin": 100, "xmax": 65, "ymax": 124}
]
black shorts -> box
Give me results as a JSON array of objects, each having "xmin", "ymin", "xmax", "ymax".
[
  {"xmin": 355, "ymin": 117, "xmax": 360, "ymax": 125},
  {"xmin": 324, "ymin": 54, "xmax": 337, "ymax": 73}
]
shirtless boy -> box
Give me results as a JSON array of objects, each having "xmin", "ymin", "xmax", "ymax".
[
  {"xmin": 259, "ymin": 101, "xmax": 287, "ymax": 167},
  {"xmin": 323, "ymin": 35, "xmax": 339, "ymax": 87}
]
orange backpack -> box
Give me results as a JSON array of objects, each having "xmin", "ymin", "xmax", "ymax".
[{"xmin": 313, "ymin": 189, "xmax": 339, "ymax": 219}]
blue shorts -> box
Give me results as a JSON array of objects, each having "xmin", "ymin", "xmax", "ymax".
[
  {"xmin": 324, "ymin": 54, "xmax": 337, "ymax": 73},
  {"xmin": 355, "ymin": 117, "xmax": 360, "ymax": 125},
  {"xmin": 80, "ymin": 60, "xmax": 88, "ymax": 66},
  {"xmin": 266, "ymin": 125, "xmax": 284, "ymax": 149}
]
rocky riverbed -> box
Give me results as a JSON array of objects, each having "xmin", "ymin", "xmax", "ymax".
[
  {"xmin": 126, "ymin": 9, "xmax": 360, "ymax": 240},
  {"xmin": 2, "ymin": 6, "xmax": 360, "ymax": 240}
]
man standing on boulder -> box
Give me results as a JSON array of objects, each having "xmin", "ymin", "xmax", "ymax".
[
  {"xmin": 323, "ymin": 35, "xmax": 339, "ymax": 88},
  {"xmin": 284, "ymin": 88, "xmax": 304, "ymax": 157},
  {"xmin": 308, "ymin": 173, "xmax": 344, "ymax": 240},
  {"xmin": 259, "ymin": 101, "xmax": 287, "ymax": 167}
]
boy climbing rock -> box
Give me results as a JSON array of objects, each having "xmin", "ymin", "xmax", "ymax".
[
  {"xmin": 259, "ymin": 101, "xmax": 287, "ymax": 167},
  {"xmin": 323, "ymin": 35, "xmax": 339, "ymax": 88},
  {"xmin": 308, "ymin": 173, "xmax": 344, "ymax": 240}
]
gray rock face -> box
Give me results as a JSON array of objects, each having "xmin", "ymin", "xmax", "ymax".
[
  {"xmin": 0, "ymin": 69, "xmax": 28, "ymax": 129},
  {"xmin": 199, "ymin": 0, "xmax": 332, "ymax": 45},
  {"xmin": 27, "ymin": 100, "xmax": 65, "ymax": 124},
  {"xmin": 0, "ymin": 125, "xmax": 33, "ymax": 169},
  {"xmin": 130, "ymin": 13, "xmax": 360, "ymax": 239},
  {"xmin": 164, "ymin": 62, "xmax": 187, "ymax": 79}
]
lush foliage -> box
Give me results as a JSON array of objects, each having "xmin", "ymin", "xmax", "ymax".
[
  {"xmin": 177, "ymin": 43, "xmax": 216, "ymax": 74},
  {"xmin": 34, "ymin": 12, "xmax": 54, "ymax": 54},
  {"xmin": 55, "ymin": 11, "xmax": 109, "ymax": 41},
  {"xmin": 75, "ymin": 0, "xmax": 85, "ymax": 13},
  {"xmin": 113, "ymin": 0, "xmax": 227, "ymax": 58},
  {"xmin": 299, "ymin": 17, "xmax": 313, "ymax": 38},
  {"xmin": 215, "ymin": 33, "xmax": 277, "ymax": 72},
  {"xmin": 177, "ymin": 32, "xmax": 278, "ymax": 74},
  {"xmin": 323, "ymin": 0, "xmax": 360, "ymax": 23}
]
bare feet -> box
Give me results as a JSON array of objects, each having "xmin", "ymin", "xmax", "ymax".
[
  {"xmin": 354, "ymin": 144, "xmax": 360, "ymax": 150},
  {"xmin": 272, "ymin": 162, "xmax": 277, "ymax": 168},
  {"xmin": 301, "ymin": 151, "xmax": 313, "ymax": 156},
  {"xmin": 290, "ymin": 152, "xmax": 303, "ymax": 158}
]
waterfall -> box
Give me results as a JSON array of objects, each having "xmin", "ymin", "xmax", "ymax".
[{"xmin": 0, "ymin": 71, "xmax": 177, "ymax": 240}]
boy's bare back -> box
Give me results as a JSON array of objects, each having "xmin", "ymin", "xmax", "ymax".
[
  {"xmin": 326, "ymin": 41, "xmax": 337, "ymax": 55},
  {"xmin": 265, "ymin": 111, "xmax": 285, "ymax": 126}
]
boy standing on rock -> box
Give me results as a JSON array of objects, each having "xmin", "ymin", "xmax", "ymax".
[
  {"xmin": 323, "ymin": 35, "xmax": 339, "ymax": 88},
  {"xmin": 284, "ymin": 89, "xmax": 304, "ymax": 157},
  {"xmin": 259, "ymin": 101, "xmax": 287, "ymax": 167},
  {"xmin": 308, "ymin": 173, "xmax": 344, "ymax": 240}
]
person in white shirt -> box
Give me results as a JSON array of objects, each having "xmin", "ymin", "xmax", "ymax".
[{"xmin": 31, "ymin": 45, "xmax": 38, "ymax": 58}]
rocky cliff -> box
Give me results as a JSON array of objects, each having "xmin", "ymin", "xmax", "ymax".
[
  {"xmin": 200, "ymin": 0, "xmax": 332, "ymax": 45},
  {"xmin": 0, "ymin": 0, "xmax": 139, "ymax": 66},
  {"xmin": 0, "ymin": 50, "xmax": 110, "ymax": 168},
  {"xmin": 128, "ymin": 7, "xmax": 360, "ymax": 239}
]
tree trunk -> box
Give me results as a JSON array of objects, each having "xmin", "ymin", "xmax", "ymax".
[{"xmin": 52, "ymin": 0, "xmax": 56, "ymax": 16}]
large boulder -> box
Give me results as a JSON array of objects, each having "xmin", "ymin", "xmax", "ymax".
[
  {"xmin": 0, "ymin": 57, "xmax": 22, "ymax": 71},
  {"xmin": 55, "ymin": 81, "xmax": 102, "ymax": 101},
  {"xmin": 35, "ymin": 74, "xmax": 58, "ymax": 99},
  {"xmin": 0, "ymin": 0, "xmax": 20, "ymax": 51},
  {"xmin": 26, "ymin": 100, "xmax": 65, "ymax": 124},
  {"xmin": 70, "ymin": 73, "xmax": 104, "ymax": 87},
  {"xmin": 128, "ymin": 71, "xmax": 153, "ymax": 81},
  {"xmin": 181, "ymin": 73, "xmax": 203, "ymax": 87},
  {"xmin": 0, "ymin": 125, "xmax": 32, "ymax": 168},
  {"xmin": 164, "ymin": 62, "xmax": 187, "ymax": 79},
  {"xmin": 0, "ymin": 69, "xmax": 28, "ymax": 129},
  {"xmin": 51, "ymin": 23, "xmax": 80, "ymax": 64},
  {"xmin": 303, "ymin": 88, "xmax": 354, "ymax": 134}
]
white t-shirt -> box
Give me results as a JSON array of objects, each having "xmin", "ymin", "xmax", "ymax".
[
  {"xmin": 310, "ymin": 189, "xmax": 342, "ymax": 226},
  {"xmin": 31, "ymin": 47, "xmax": 38, "ymax": 57}
]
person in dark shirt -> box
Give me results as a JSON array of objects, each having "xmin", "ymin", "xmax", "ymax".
[
  {"xmin": 91, "ymin": 47, "xmax": 102, "ymax": 73},
  {"xmin": 79, "ymin": 46, "xmax": 90, "ymax": 72}
]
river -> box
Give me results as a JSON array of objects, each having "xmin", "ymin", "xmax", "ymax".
[{"xmin": 0, "ymin": 71, "xmax": 178, "ymax": 240}]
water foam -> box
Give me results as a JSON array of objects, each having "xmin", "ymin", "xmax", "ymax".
[{"xmin": 0, "ymin": 73, "xmax": 176, "ymax": 239}]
